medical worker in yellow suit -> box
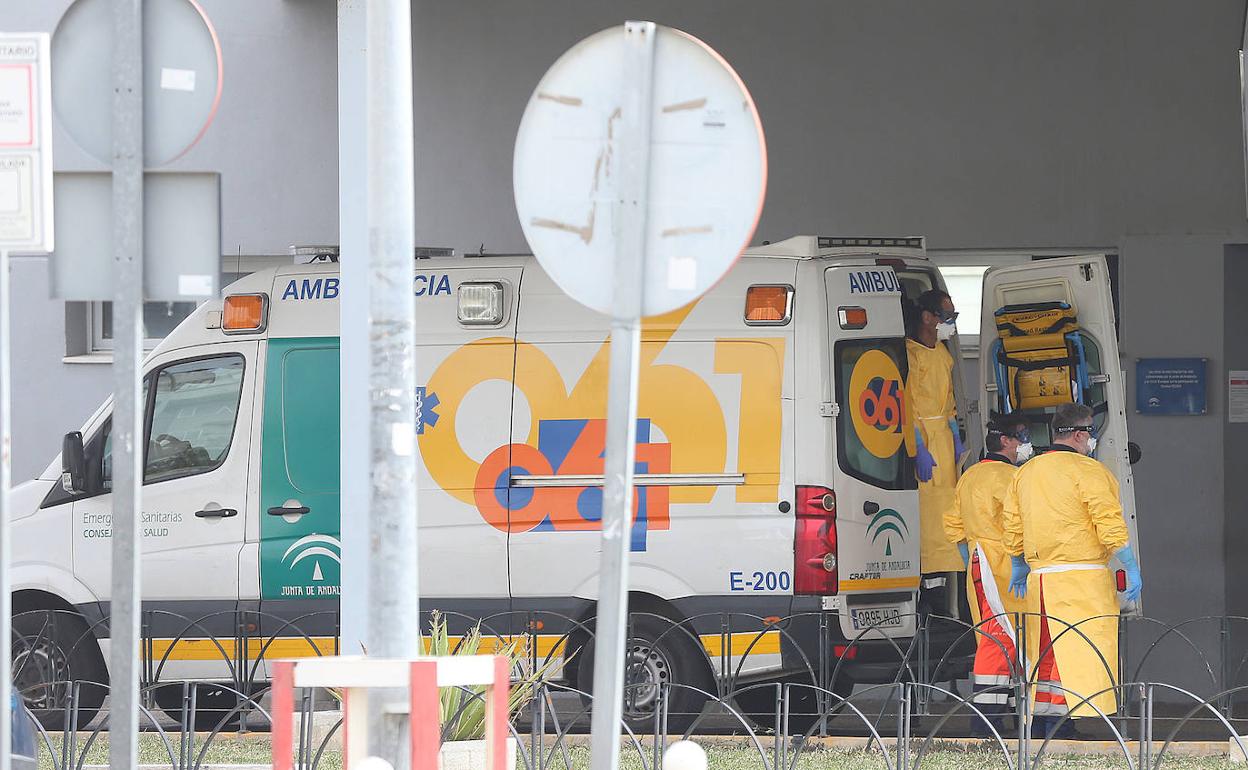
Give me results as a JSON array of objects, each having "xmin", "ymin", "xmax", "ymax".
[
  {"xmin": 1003, "ymin": 402, "xmax": 1142, "ymax": 739},
  {"xmin": 944, "ymin": 411, "xmax": 1033, "ymax": 736},
  {"xmin": 905, "ymin": 289, "xmax": 967, "ymax": 580}
]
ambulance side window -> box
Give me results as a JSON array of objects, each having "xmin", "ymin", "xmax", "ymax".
[
  {"xmin": 835, "ymin": 339, "xmax": 913, "ymax": 491},
  {"xmin": 144, "ymin": 355, "xmax": 246, "ymax": 484}
]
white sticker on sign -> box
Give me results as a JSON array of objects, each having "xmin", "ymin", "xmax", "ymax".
[
  {"xmin": 0, "ymin": 168, "xmax": 19, "ymax": 212},
  {"xmin": 0, "ymin": 64, "xmax": 33, "ymax": 146},
  {"xmin": 160, "ymin": 67, "xmax": 197, "ymax": 92},
  {"xmin": 667, "ymin": 256, "xmax": 697, "ymax": 291},
  {"xmin": 391, "ymin": 423, "xmax": 415, "ymax": 456},
  {"xmin": 178, "ymin": 273, "xmax": 214, "ymax": 297},
  {"xmin": 1230, "ymin": 370, "xmax": 1248, "ymax": 424}
]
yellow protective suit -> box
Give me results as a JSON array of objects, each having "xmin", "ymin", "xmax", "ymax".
[
  {"xmin": 1002, "ymin": 446, "xmax": 1128, "ymax": 718},
  {"xmin": 905, "ymin": 338, "xmax": 965, "ymax": 573},
  {"xmin": 945, "ymin": 456, "xmax": 1029, "ymax": 625}
]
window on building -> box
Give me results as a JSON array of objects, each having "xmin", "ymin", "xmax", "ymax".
[
  {"xmin": 74, "ymin": 255, "xmax": 288, "ymax": 358},
  {"xmin": 91, "ymin": 301, "xmax": 199, "ymax": 351}
]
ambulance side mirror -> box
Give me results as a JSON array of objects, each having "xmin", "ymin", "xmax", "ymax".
[
  {"xmin": 61, "ymin": 432, "xmax": 87, "ymax": 495},
  {"xmin": 1128, "ymin": 441, "xmax": 1142, "ymax": 465}
]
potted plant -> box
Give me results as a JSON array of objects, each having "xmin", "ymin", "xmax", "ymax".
[
  {"xmin": 323, "ymin": 612, "xmax": 562, "ymax": 770},
  {"xmin": 431, "ymin": 611, "xmax": 562, "ymax": 770}
]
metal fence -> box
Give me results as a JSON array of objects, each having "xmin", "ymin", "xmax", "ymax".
[{"xmin": 12, "ymin": 607, "xmax": 1248, "ymax": 769}]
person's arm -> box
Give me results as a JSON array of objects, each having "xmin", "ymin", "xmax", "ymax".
[
  {"xmin": 1002, "ymin": 474, "xmax": 1025, "ymax": 558},
  {"xmin": 945, "ymin": 480, "xmax": 970, "ymax": 567},
  {"xmin": 944, "ymin": 480, "xmax": 967, "ymax": 545},
  {"xmin": 1081, "ymin": 465, "xmax": 1128, "ymax": 553}
]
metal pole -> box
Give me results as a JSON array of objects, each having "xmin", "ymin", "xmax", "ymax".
[
  {"xmin": 337, "ymin": 0, "xmax": 371, "ymax": 659},
  {"xmin": 589, "ymin": 20, "xmax": 656, "ymax": 770},
  {"xmin": 109, "ymin": 0, "xmax": 145, "ymax": 768},
  {"xmin": 365, "ymin": 0, "xmax": 418, "ymax": 762},
  {"xmin": 0, "ymin": 248, "xmax": 12, "ymax": 770}
]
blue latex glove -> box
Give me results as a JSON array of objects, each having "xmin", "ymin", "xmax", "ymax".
[
  {"xmin": 1008, "ymin": 555, "xmax": 1030, "ymax": 599},
  {"xmin": 950, "ymin": 417, "xmax": 966, "ymax": 460},
  {"xmin": 1115, "ymin": 545, "xmax": 1142, "ymax": 603},
  {"xmin": 915, "ymin": 428, "xmax": 937, "ymax": 482},
  {"xmin": 957, "ymin": 541, "xmax": 970, "ymax": 569}
]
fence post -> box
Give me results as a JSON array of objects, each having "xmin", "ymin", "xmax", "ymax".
[
  {"xmin": 897, "ymin": 682, "xmax": 911, "ymax": 770},
  {"xmin": 1015, "ymin": 614, "xmax": 1030, "ymax": 767},
  {"xmin": 1138, "ymin": 682, "xmax": 1152, "ymax": 770},
  {"xmin": 817, "ymin": 612, "xmax": 830, "ymax": 738},
  {"xmin": 1222, "ymin": 615, "xmax": 1233, "ymax": 718}
]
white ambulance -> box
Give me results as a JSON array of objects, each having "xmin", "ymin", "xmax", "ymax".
[{"xmin": 8, "ymin": 235, "xmax": 1138, "ymax": 730}]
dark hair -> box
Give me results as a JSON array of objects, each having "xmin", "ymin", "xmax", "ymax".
[
  {"xmin": 903, "ymin": 298, "xmax": 922, "ymax": 339},
  {"xmin": 916, "ymin": 289, "xmax": 951, "ymax": 317},
  {"xmin": 986, "ymin": 410, "xmax": 1030, "ymax": 452},
  {"xmin": 1052, "ymin": 402, "xmax": 1094, "ymax": 433}
]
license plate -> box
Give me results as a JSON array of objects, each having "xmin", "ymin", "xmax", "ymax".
[{"xmin": 850, "ymin": 605, "xmax": 904, "ymax": 630}]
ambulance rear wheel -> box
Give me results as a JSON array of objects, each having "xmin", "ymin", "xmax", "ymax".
[
  {"xmin": 575, "ymin": 615, "xmax": 712, "ymax": 733},
  {"xmin": 12, "ymin": 610, "xmax": 107, "ymax": 731}
]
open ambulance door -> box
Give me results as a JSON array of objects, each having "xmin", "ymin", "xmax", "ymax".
[{"xmin": 978, "ymin": 255, "xmax": 1142, "ymax": 613}]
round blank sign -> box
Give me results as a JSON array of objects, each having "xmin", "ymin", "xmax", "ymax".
[
  {"xmin": 513, "ymin": 24, "xmax": 767, "ymax": 317},
  {"xmin": 52, "ymin": 0, "xmax": 223, "ymax": 167}
]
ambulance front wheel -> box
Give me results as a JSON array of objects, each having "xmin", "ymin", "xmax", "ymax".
[
  {"xmin": 575, "ymin": 614, "xmax": 713, "ymax": 733},
  {"xmin": 12, "ymin": 609, "xmax": 107, "ymax": 731}
]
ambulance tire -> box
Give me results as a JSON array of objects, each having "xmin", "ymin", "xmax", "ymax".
[
  {"xmin": 153, "ymin": 683, "xmax": 246, "ymax": 732},
  {"xmin": 734, "ymin": 673, "xmax": 854, "ymax": 735},
  {"xmin": 11, "ymin": 610, "xmax": 107, "ymax": 731},
  {"xmin": 575, "ymin": 615, "xmax": 713, "ymax": 734}
]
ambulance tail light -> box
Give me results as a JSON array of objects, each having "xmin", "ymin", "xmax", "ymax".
[
  {"xmin": 222, "ymin": 294, "xmax": 268, "ymax": 334},
  {"xmin": 794, "ymin": 485, "xmax": 838, "ymax": 596},
  {"xmin": 1115, "ymin": 569, "xmax": 1127, "ymax": 592}
]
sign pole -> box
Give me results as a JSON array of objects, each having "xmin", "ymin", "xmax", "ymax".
[
  {"xmin": 588, "ymin": 21, "xmax": 657, "ymax": 770},
  {"xmin": 0, "ymin": 248, "xmax": 11, "ymax": 770},
  {"xmin": 365, "ymin": 0, "xmax": 418, "ymax": 763},
  {"xmin": 109, "ymin": 1, "xmax": 145, "ymax": 768}
]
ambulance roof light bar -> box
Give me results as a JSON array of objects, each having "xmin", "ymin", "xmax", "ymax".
[
  {"xmin": 288, "ymin": 245, "xmax": 457, "ymax": 264},
  {"xmin": 817, "ymin": 236, "xmax": 925, "ymax": 250}
]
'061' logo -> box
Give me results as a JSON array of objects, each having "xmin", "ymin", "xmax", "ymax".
[{"xmin": 849, "ymin": 350, "xmax": 906, "ymax": 459}]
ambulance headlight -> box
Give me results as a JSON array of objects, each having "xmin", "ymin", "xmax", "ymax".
[{"xmin": 457, "ymin": 282, "xmax": 504, "ymax": 325}]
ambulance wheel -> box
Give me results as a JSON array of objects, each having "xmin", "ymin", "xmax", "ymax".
[
  {"xmin": 734, "ymin": 673, "xmax": 854, "ymax": 735},
  {"xmin": 575, "ymin": 615, "xmax": 713, "ymax": 733},
  {"xmin": 12, "ymin": 610, "xmax": 107, "ymax": 731},
  {"xmin": 153, "ymin": 683, "xmax": 247, "ymax": 732}
]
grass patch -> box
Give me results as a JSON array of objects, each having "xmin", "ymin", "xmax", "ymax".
[{"xmin": 25, "ymin": 734, "xmax": 1243, "ymax": 769}]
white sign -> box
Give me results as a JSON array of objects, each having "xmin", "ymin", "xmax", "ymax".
[
  {"xmin": 1231, "ymin": 370, "xmax": 1248, "ymax": 424},
  {"xmin": 0, "ymin": 34, "xmax": 52, "ymax": 253},
  {"xmin": 513, "ymin": 24, "xmax": 766, "ymax": 317}
]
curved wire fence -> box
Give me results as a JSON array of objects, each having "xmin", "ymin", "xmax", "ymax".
[{"xmin": 12, "ymin": 606, "xmax": 1248, "ymax": 769}]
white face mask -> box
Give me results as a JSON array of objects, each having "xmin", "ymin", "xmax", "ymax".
[
  {"xmin": 936, "ymin": 321, "xmax": 956, "ymax": 340},
  {"xmin": 1086, "ymin": 436, "xmax": 1098, "ymax": 455},
  {"xmin": 1015, "ymin": 442, "xmax": 1035, "ymax": 462}
]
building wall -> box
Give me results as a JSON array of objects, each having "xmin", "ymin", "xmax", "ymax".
[
  {"xmin": 4, "ymin": 0, "xmax": 339, "ymax": 480},
  {"xmin": 3, "ymin": 2, "xmax": 1246, "ymax": 678}
]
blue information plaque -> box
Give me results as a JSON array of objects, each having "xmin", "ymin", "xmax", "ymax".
[{"xmin": 1135, "ymin": 358, "xmax": 1207, "ymax": 415}]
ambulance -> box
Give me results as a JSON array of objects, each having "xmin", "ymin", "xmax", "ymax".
[{"xmin": 8, "ymin": 235, "xmax": 1139, "ymax": 730}]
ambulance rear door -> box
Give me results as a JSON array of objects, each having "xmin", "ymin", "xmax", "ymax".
[
  {"xmin": 978, "ymin": 255, "xmax": 1141, "ymax": 610},
  {"xmin": 824, "ymin": 265, "xmax": 920, "ymax": 639}
]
